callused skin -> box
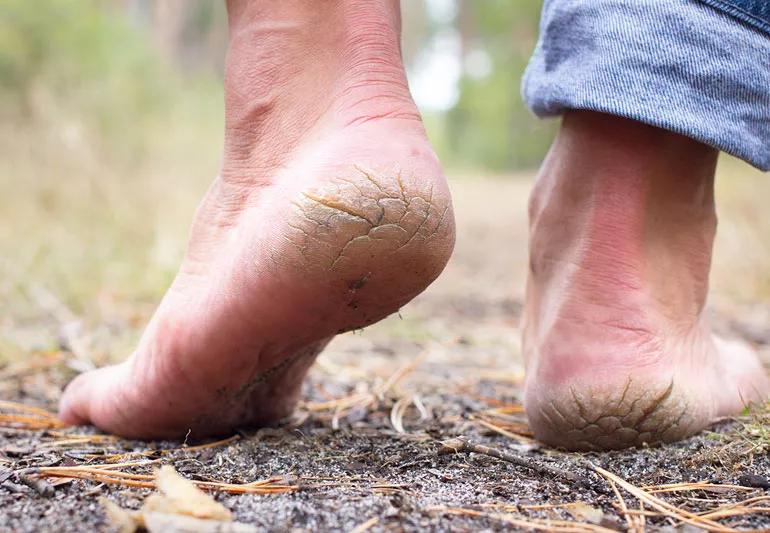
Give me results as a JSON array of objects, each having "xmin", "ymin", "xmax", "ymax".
[
  {"xmin": 58, "ymin": 0, "xmax": 455, "ymax": 439},
  {"xmin": 523, "ymin": 111, "xmax": 770, "ymax": 451}
]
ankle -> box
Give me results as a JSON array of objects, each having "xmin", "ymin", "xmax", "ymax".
[
  {"xmin": 222, "ymin": 0, "xmax": 416, "ymax": 165},
  {"xmin": 527, "ymin": 112, "xmax": 719, "ymax": 326},
  {"xmin": 530, "ymin": 111, "xmax": 718, "ymax": 224}
]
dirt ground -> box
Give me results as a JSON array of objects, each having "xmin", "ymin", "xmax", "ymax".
[{"xmin": 2, "ymin": 176, "xmax": 770, "ymax": 532}]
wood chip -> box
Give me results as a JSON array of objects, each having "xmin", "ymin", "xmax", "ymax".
[
  {"xmin": 100, "ymin": 466, "xmax": 256, "ymax": 533},
  {"xmin": 151, "ymin": 465, "xmax": 231, "ymax": 521},
  {"xmin": 100, "ymin": 497, "xmax": 140, "ymax": 533},
  {"xmin": 143, "ymin": 512, "xmax": 257, "ymax": 533}
]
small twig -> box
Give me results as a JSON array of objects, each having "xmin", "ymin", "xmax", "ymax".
[
  {"xmin": 16, "ymin": 471, "xmax": 55, "ymax": 497},
  {"xmin": 1, "ymin": 479, "xmax": 28, "ymax": 493},
  {"xmin": 438, "ymin": 438, "xmax": 588, "ymax": 487}
]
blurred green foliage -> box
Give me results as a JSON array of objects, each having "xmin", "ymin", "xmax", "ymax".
[
  {"xmin": 0, "ymin": 1, "xmax": 160, "ymax": 118},
  {"xmin": 0, "ymin": 0, "xmax": 223, "ymax": 313},
  {"xmin": 0, "ymin": 0, "xmax": 551, "ymax": 173},
  {"xmin": 0, "ymin": 0, "xmax": 221, "ymax": 164},
  {"xmin": 445, "ymin": 0, "xmax": 553, "ymax": 170}
]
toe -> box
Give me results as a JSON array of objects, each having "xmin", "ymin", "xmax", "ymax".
[
  {"xmin": 59, "ymin": 364, "xmax": 124, "ymax": 428},
  {"xmin": 713, "ymin": 336, "xmax": 770, "ymax": 410}
]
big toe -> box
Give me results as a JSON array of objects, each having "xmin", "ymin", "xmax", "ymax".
[{"xmin": 59, "ymin": 364, "xmax": 127, "ymax": 430}]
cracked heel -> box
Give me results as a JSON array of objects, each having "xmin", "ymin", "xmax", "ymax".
[
  {"xmin": 279, "ymin": 163, "xmax": 455, "ymax": 328},
  {"xmin": 526, "ymin": 376, "xmax": 705, "ymax": 451}
]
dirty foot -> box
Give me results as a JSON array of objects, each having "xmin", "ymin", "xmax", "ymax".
[
  {"xmin": 523, "ymin": 111, "xmax": 769, "ymax": 451},
  {"xmin": 59, "ymin": 0, "xmax": 454, "ymax": 438}
]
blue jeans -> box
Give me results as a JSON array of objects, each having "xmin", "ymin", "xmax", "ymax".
[
  {"xmin": 523, "ymin": 0, "xmax": 770, "ymax": 170},
  {"xmin": 698, "ymin": 0, "xmax": 770, "ymax": 34}
]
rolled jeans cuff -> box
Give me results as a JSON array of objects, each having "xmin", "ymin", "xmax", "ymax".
[{"xmin": 522, "ymin": 0, "xmax": 770, "ymax": 171}]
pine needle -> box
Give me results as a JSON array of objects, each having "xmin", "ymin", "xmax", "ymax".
[
  {"xmin": 429, "ymin": 506, "xmax": 617, "ymax": 533},
  {"xmin": 591, "ymin": 464, "xmax": 736, "ymax": 532}
]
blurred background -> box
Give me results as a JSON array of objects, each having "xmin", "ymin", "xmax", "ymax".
[{"xmin": 1, "ymin": 0, "xmax": 769, "ymax": 370}]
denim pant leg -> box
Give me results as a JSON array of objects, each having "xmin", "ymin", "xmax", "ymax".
[{"xmin": 523, "ymin": 0, "xmax": 770, "ymax": 171}]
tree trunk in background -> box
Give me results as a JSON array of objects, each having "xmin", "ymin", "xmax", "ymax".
[
  {"xmin": 456, "ymin": 0, "xmax": 475, "ymax": 68},
  {"xmin": 153, "ymin": 0, "xmax": 186, "ymax": 63},
  {"xmin": 447, "ymin": 0, "xmax": 475, "ymax": 162}
]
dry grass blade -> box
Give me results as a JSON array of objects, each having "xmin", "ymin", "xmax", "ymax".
[
  {"xmin": 375, "ymin": 348, "xmax": 430, "ymax": 399},
  {"xmin": 390, "ymin": 397, "xmax": 410, "ymax": 433},
  {"xmin": 429, "ymin": 506, "xmax": 617, "ymax": 532},
  {"xmin": 518, "ymin": 503, "xmax": 586, "ymax": 512},
  {"xmin": 476, "ymin": 411, "xmax": 532, "ymax": 431},
  {"xmin": 43, "ymin": 469, "xmax": 155, "ymax": 490},
  {"xmin": 474, "ymin": 417, "xmax": 536, "ymax": 446},
  {"xmin": 607, "ymin": 479, "xmax": 646, "ymax": 533},
  {"xmin": 36, "ymin": 465, "xmax": 297, "ymax": 495},
  {"xmin": 0, "ymin": 401, "xmax": 68, "ymax": 430},
  {"xmin": 644, "ymin": 482, "xmax": 754, "ymax": 494},
  {"xmin": 44, "ymin": 467, "xmax": 155, "ymax": 480},
  {"xmin": 173, "ymin": 435, "xmax": 242, "ymax": 453},
  {"xmin": 301, "ymin": 348, "xmax": 432, "ymax": 429},
  {"xmin": 41, "ymin": 437, "xmax": 117, "ymax": 448},
  {"xmin": 46, "ymin": 431, "xmax": 118, "ymax": 441},
  {"xmin": 0, "ymin": 414, "xmax": 68, "ymax": 430},
  {"xmin": 187, "ymin": 477, "xmax": 296, "ymax": 494},
  {"xmin": 473, "ymin": 397, "xmax": 525, "ymax": 413},
  {"xmin": 491, "ymin": 404, "xmax": 525, "ymax": 414},
  {"xmin": 390, "ymin": 394, "xmax": 431, "ymax": 434},
  {"xmin": 637, "ymin": 502, "xmax": 646, "ymax": 532},
  {"xmin": 591, "ymin": 464, "xmax": 736, "ymax": 532},
  {"xmin": 608, "ymin": 478, "xmax": 634, "ymax": 533},
  {"xmin": 705, "ymin": 495, "xmax": 770, "ymax": 511},
  {"xmin": 76, "ymin": 435, "xmax": 239, "ymax": 463},
  {"xmin": 700, "ymin": 506, "xmax": 770, "ymax": 520},
  {"xmin": 90, "ymin": 459, "xmax": 164, "ymax": 470},
  {"xmin": 95, "ymin": 451, "xmax": 159, "ymax": 463},
  {"xmin": 670, "ymin": 495, "xmax": 770, "ymax": 526},
  {"xmin": 301, "ymin": 393, "xmax": 373, "ymax": 413},
  {"xmin": 0, "ymin": 400, "xmax": 62, "ymax": 419},
  {"xmin": 511, "ymin": 501, "xmax": 603, "ymax": 524}
]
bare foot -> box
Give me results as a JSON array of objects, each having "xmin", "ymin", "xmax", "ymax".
[
  {"xmin": 523, "ymin": 111, "xmax": 769, "ymax": 451},
  {"xmin": 59, "ymin": 0, "xmax": 455, "ymax": 439}
]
